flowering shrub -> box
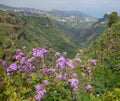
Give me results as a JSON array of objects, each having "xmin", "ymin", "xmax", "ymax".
[
  {"xmin": 3, "ymin": 47, "xmax": 80, "ymax": 101},
  {"xmin": 1, "ymin": 46, "xmax": 96, "ymax": 101}
]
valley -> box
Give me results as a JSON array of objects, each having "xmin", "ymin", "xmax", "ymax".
[
  {"xmin": 0, "ymin": 4, "xmax": 107, "ymax": 58},
  {"xmin": 0, "ymin": 4, "xmax": 119, "ymax": 101}
]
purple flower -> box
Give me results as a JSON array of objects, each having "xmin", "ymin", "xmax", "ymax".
[
  {"xmin": 15, "ymin": 55, "xmax": 22, "ymax": 60},
  {"xmin": 20, "ymin": 57, "xmax": 26, "ymax": 64},
  {"xmin": 55, "ymin": 56, "xmax": 66, "ymax": 69},
  {"xmin": 16, "ymin": 49, "xmax": 21, "ymax": 55},
  {"xmin": 68, "ymin": 78, "xmax": 79, "ymax": 89},
  {"xmin": 72, "ymin": 73, "xmax": 77, "ymax": 77},
  {"xmin": 74, "ymin": 58, "xmax": 81, "ymax": 62},
  {"xmin": 35, "ymin": 89, "xmax": 46, "ymax": 101},
  {"xmin": 18, "ymin": 66, "xmax": 25, "ymax": 72},
  {"xmin": 35, "ymin": 84, "xmax": 46, "ymax": 101},
  {"xmin": 31, "ymin": 47, "xmax": 48, "ymax": 58},
  {"xmin": 66, "ymin": 59, "xmax": 74, "ymax": 68},
  {"xmin": 55, "ymin": 52, "xmax": 61, "ymax": 57},
  {"xmin": 22, "ymin": 46, "xmax": 27, "ymax": 50},
  {"xmin": 43, "ymin": 80, "xmax": 48, "ymax": 85},
  {"xmin": 49, "ymin": 48, "xmax": 53, "ymax": 51},
  {"xmin": 86, "ymin": 67, "xmax": 91, "ymax": 73},
  {"xmin": 26, "ymin": 78, "xmax": 30, "ymax": 82},
  {"xmin": 8, "ymin": 63, "xmax": 17, "ymax": 71},
  {"xmin": 88, "ymin": 59, "xmax": 96, "ymax": 66},
  {"xmin": 2, "ymin": 61, "xmax": 7, "ymax": 67},
  {"xmin": 55, "ymin": 57, "xmax": 74, "ymax": 69},
  {"xmin": 57, "ymin": 74, "xmax": 63, "ymax": 80},
  {"xmin": 42, "ymin": 89, "xmax": 46, "ymax": 93},
  {"xmin": 63, "ymin": 72, "xmax": 68, "ymax": 78},
  {"xmin": 41, "ymin": 68, "xmax": 55, "ymax": 74},
  {"xmin": 35, "ymin": 94, "xmax": 42, "ymax": 101},
  {"xmin": 40, "ymin": 48, "xmax": 48, "ymax": 56},
  {"xmin": 35, "ymin": 84, "xmax": 42, "ymax": 91},
  {"xmin": 26, "ymin": 58, "xmax": 32, "ymax": 63},
  {"xmin": 6, "ymin": 63, "xmax": 18, "ymax": 75},
  {"xmin": 47, "ymin": 69, "xmax": 56, "ymax": 73},
  {"xmin": 86, "ymin": 84, "xmax": 92, "ymax": 90},
  {"xmin": 41, "ymin": 68, "xmax": 48, "ymax": 74},
  {"xmin": 19, "ymin": 52, "xmax": 24, "ymax": 56},
  {"xmin": 24, "ymin": 63, "xmax": 35, "ymax": 71}
]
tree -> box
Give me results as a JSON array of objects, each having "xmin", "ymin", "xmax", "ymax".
[{"xmin": 108, "ymin": 12, "xmax": 118, "ymax": 27}]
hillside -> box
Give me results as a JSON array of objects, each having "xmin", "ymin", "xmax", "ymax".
[
  {"xmin": 76, "ymin": 12, "xmax": 120, "ymax": 100},
  {"xmin": 76, "ymin": 14, "xmax": 108, "ymax": 46},
  {"xmin": 52, "ymin": 10, "xmax": 97, "ymax": 39},
  {"xmin": 0, "ymin": 4, "xmax": 108, "ymax": 49},
  {"xmin": 0, "ymin": 10, "xmax": 78, "ymax": 59},
  {"xmin": 0, "ymin": 4, "xmax": 98, "ymax": 44},
  {"xmin": 53, "ymin": 11, "xmax": 107, "ymax": 47}
]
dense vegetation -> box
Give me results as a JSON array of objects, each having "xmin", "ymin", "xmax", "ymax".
[
  {"xmin": 76, "ymin": 12, "xmax": 120, "ymax": 100},
  {"xmin": 0, "ymin": 11, "xmax": 120, "ymax": 101}
]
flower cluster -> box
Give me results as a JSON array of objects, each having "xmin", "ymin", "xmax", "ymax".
[
  {"xmin": 30, "ymin": 47, "xmax": 48, "ymax": 58},
  {"xmin": 6, "ymin": 47, "xmax": 37, "ymax": 75},
  {"xmin": 6, "ymin": 47, "xmax": 80, "ymax": 100},
  {"xmin": 6, "ymin": 61, "xmax": 35, "ymax": 75},
  {"xmin": 41, "ymin": 68, "xmax": 56, "ymax": 74},
  {"xmin": 55, "ymin": 55, "xmax": 74, "ymax": 69},
  {"xmin": 57, "ymin": 72, "xmax": 69, "ymax": 80},
  {"xmin": 55, "ymin": 52, "xmax": 61, "ymax": 57},
  {"xmin": 6, "ymin": 63, "xmax": 17, "ymax": 75},
  {"xmin": 68, "ymin": 78, "xmax": 79, "ymax": 89},
  {"xmin": 35, "ymin": 84, "xmax": 46, "ymax": 101},
  {"xmin": 15, "ymin": 49, "xmax": 25, "ymax": 60}
]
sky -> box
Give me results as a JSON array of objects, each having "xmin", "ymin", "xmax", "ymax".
[{"xmin": 0, "ymin": 0, "xmax": 120, "ymax": 18}]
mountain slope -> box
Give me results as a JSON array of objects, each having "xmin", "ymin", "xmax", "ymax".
[
  {"xmin": 52, "ymin": 10, "xmax": 97, "ymax": 39},
  {"xmin": 73, "ymin": 14, "xmax": 108, "ymax": 47},
  {"xmin": 0, "ymin": 10, "xmax": 78, "ymax": 60},
  {"xmin": 0, "ymin": 4, "xmax": 100, "ymax": 48},
  {"xmin": 0, "ymin": 4, "xmax": 98, "ymax": 36},
  {"xmin": 76, "ymin": 14, "xmax": 120, "ymax": 98}
]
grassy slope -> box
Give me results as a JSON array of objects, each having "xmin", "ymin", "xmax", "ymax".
[{"xmin": 76, "ymin": 19, "xmax": 120, "ymax": 97}]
